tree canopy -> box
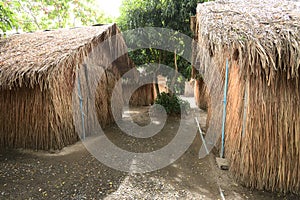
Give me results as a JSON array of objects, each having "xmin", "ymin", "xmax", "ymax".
[
  {"xmin": 1, "ymin": 0, "xmax": 112, "ymax": 34},
  {"xmin": 0, "ymin": 1, "xmax": 17, "ymax": 34},
  {"xmin": 117, "ymin": 0, "xmax": 208, "ymax": 93},
  {"xmin": 118, "ymin": 0, "xmax": 206, "ymax": 37}
]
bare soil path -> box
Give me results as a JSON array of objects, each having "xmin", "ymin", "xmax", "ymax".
[{"xmin": 0, "ymin": 106, "xmax": 298, "ymax": 200}]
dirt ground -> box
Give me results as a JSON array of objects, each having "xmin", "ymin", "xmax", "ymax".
[{"xmin": 0, "ymin": 106, "xmax": 298, "ymax": 200}]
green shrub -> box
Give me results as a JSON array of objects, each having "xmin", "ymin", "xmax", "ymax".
[{"xmin": 154, "ymin": 92, "xmax": 190, "ymax": 115}]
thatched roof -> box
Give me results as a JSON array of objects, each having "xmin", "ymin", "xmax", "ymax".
[
  {"xmin": 196, "ymin": 0, "xmax": 300, "ymax": 81},
  {"xmin": 0, "ymin": 24, "xmax": 129, "ymax": 89}
]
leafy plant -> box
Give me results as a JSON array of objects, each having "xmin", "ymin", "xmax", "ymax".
[
  {"xmin": 3, "ymin": 0, "xmax": 111, "ymax": 33},
  {"xmin": 117, "ymin": 0, "xmax": 210, "ymax": 92},
  {"xmin": 0, "ymin": 1, "xmax": 18, "ymax": 35},
  {"xmin": 154, "ymin": 92, "xmax": 190, "ymax": 115}
]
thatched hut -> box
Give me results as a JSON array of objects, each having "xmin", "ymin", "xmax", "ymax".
[
  {"xmin": 0, "ymin": 24, "xmax": 133, "ymax": 150},
  {"xmin": 122, "ymin": 66, "xmax": 155, "ymax": 106},
  {"xmin": 122, "ymin": 81, "xmax": 154, "ymax": 106},
  {"xmin": 194, "ymin": 0, "xmax": 300, "ymax": 194}
]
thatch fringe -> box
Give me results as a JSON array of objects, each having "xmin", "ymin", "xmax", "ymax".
[
  {"xmin": 195, "ymin": 0, "xmax": 300, "ymax": 194},
  {"xmin": 196, "ymin": 0, "xmax": 300, "ymax": 81},
  {"xmin": 224, "ymin": 61, "xmax": 300, "ymax": 193}
]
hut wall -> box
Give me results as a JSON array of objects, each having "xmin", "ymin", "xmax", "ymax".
[
  {"xmin": 122, "ymin": 83, "xmax": 154, "ymax": 106},
  {"xmin": 70, "ymin": 25, "xmax": 125, "ymax": 139},
  {"xmin": 102, "ymin": 69, "xmax": 123, "ymax": 125},
  {"xmin": 72, "ymin": 62, "xmax": 124, "ymax": 139},
  {"xmin": 0, "ymin": 86, "xmax": 78, "ymax": 150},
  {"xmin": 224, "ymin": 62, "xmax": 300, "ymax": 194},
  {"xmin": 194, "ymin": 78, "xmax": 208, "ymax": 110},
  {"xmin": 0, "ymin": 65, "xmax": 123, "ymax": 150}
]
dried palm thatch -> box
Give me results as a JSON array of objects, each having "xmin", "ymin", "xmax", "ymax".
[
  {"xmin": 195, "ymin": 0, "xmax": 300, "ymax": 194},
  {"xmin": 122, "ymin": 66, "xmax": 154, "ymax": 106},
  {"xmin": 122, "ymin": 82, "xmax": 154, "ymax": 106},
  {"xmin": 0, "ymin": 24, "xmax": 132, "ymax": 150},
  {"xmin": 194, "ymin": 78, "xmax": 208, "ymax": 110}
]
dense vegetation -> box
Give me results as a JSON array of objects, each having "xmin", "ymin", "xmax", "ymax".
[
  {"xmin": 0, "ymin": 1, "xmax": 17, "ymax": 34},
  {"xmin": 154, "ymin": 92, "xmax": 190, "ymax": 115},
  {"xmin": 1, "ymin": 0, "xmax": 112, "ymax": 33},
  {"xmin": 117, "ymin": 0, "xmax": 209, "ymax": 93}
]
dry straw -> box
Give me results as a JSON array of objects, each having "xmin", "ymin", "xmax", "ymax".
[
  {"xmin": 0, "ymin": 24, "xmax": 132, "ymax": 150},
  {"xmin": 122, "ymin": 82, "xmax": 154, "ymax": 106},
  {"xmin": 195, "ymin": 0, "xmax": 300, "ymax": 194}
]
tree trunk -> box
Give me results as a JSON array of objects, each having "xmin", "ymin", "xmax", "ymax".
[
  {"xmin": 154, "ymin": 50, "xmax": 161, "ymax": 98},
  {"xmin": 170, "ymin": 50, "xmax": 178, "ymax": 95}
]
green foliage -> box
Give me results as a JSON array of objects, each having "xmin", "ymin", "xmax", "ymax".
[
  {"xmin": 154, "ymin": 92, "xmax": 190, "ymax": 115},
  {"xmin": 117, "ymin": 0, "xmax": 210, "ymax": 91},
  {"xmin": 4, "ymin": 0, "xmax": 112, "ymax": 32},
  {"xmin": 0, "ymin": 1, "xmax": 18, "ymax": 34}
]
